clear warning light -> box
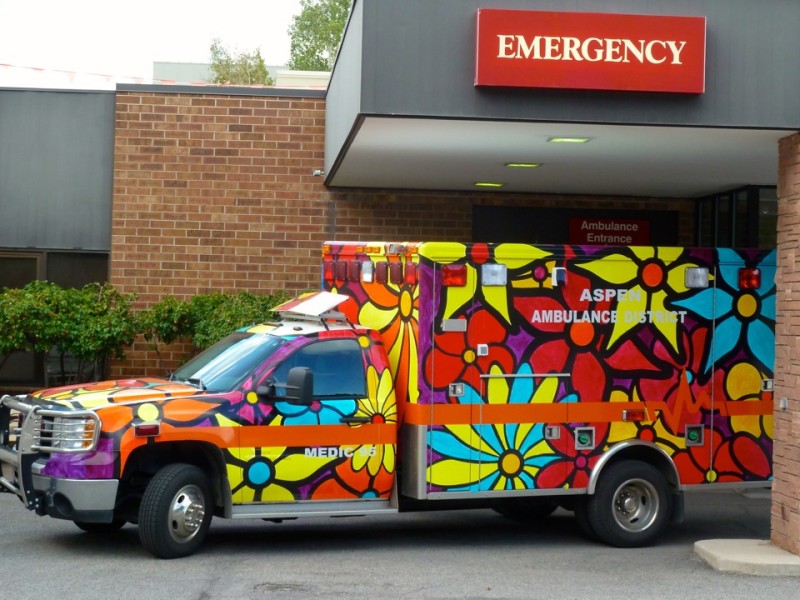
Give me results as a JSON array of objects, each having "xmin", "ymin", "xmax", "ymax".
[{"xmin": 685, "ymin": 267, "xmax": 709, "ymax": 289}]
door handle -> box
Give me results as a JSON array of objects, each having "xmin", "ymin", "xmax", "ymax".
[{"xmin": 340, "ymin": 416, "xmax": 371, "ymax": 424}]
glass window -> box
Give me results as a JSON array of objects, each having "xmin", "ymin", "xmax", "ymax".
[
  {"xmin": 173, "ymin": 332, "xmax": 286, "ymax": 393},
  {"xmin": 716, "ymin": 194, "xmax": 732, "ymax": 246},
  {"xmin": 733, "ymin": 190, "xmax": 750, "ymax": 247},
  {"xmin": 271, "ymin": 339, "xmax": 366, "ymax": 398},
  {"xmin": 758, "ymin": 188, "xmax": 778, "ymax": 248},
  {"xmin": 47, "ymin": 252, "xmax": 108, "ymax": 288},
  {"xmin": 0, "ymin": 253, "xmax": 40, "ymax": 289}
]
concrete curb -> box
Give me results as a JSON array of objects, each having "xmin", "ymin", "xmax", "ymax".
[{"xmin": 694, "ymin": 539, "xmax": 800, "ymax": 576}]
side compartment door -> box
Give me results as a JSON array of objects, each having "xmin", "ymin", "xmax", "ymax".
[{"xmin": 423, "ymin": 250, "xmax": 482, "ymax": 494}]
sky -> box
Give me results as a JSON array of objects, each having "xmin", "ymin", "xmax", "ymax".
[{"xmin": 0, "ymin": 0, "xmax": 303, "ymax": 88}]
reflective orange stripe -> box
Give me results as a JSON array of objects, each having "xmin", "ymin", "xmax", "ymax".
[{"xmin": 239, "ymin": 423, "xmax": 395, "ymax": 447}]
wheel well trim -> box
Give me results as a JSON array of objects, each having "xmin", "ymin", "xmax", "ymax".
[{"xmin": 587, "ymin": 440, "xmax": 681, "ymax": 495}]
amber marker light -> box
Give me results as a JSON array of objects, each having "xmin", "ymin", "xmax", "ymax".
[
  {"xmin": 474, "ymin": 182, "xmax": 504, "ymax": 188},
  {"xmin": 504, "ymin": 162, "xmax": 541, "ymax": 168},
  {"xmin": 547, "ymin": 136, "xmax": 592, "ymax": 143}
]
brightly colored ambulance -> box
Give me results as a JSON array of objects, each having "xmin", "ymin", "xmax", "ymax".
[{"xmin": 0, "ymin": 241, "xmax": 775, "ymax": 558}]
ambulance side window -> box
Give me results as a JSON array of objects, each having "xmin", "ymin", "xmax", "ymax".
[{"xmin": 271, "ymin": 339, "xmax": 365, "ymax": 397}]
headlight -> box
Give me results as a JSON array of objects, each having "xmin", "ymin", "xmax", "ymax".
[{"xmin": 34, "ymin": 414, "xmax": 100, "ymax": 453}]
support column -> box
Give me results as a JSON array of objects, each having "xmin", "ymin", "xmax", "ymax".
[{"xmin": 773, "ymin": 131, "xmax": 800, "ymax": 555}]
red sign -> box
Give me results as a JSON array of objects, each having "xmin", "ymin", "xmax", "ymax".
[
  {"xmin": 569, "ymin": 218, "xmax": 651, "ymax": 245},
  {"xmin": 475, "ymin": 9, "xmax": 706, "ymax": 93}
]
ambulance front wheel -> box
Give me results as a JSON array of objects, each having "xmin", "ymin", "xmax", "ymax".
[
  {"xmin": 586, "ymin": 460, "xmax": 671, "ymax": 548},
  {"xmin": 138, "ymin": 463, "xmax": 213, "ymax": 559}
]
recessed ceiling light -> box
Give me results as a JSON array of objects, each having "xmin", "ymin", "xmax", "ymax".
[
  {"xmin": 505, "ymin": 162, "xmax": 541, "ymax": 168},
  {"xmin": 547, "ymin": 136, "xmax": 592, "ymax": 143},
  {"xmin": 474, "ymin": 182, "xmax": 504, "ymax": 188}
]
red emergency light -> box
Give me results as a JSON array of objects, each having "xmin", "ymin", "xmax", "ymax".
[
  {"xmin": 442, "ymin": 264, "xmax": 467, "ymax": 287},
  {"xmin": 738, "ymin": 268, "xmax": 761, "ymax": 289},
  {"xmin": 404, "ymin": 262, "xmax": 418, "ymax": 285},
  {"xmin": 323, "ymin": 260, "xmax": 335, "ymax": 284}
]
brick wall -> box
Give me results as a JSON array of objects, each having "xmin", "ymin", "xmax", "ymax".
[
  {"xmin": 772, "ymin": 131, "xmax": 800, "ymax": 555},
  {"xmin": 110, "ymin": 88, "xmax": 693, "ymax": 377}
]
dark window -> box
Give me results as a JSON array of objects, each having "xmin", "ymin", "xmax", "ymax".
[
  {"xmin": 0, "ymin": 249, "xmax": 109, "ymax": 388},
  {"xmin": 695, "ymin": 186, "xmax": 776, "ymax": 249},
  {"xmin": 47, "ymin": 252, "xmax": 108, "ymax": 288},
  {"xmin": 272, "ymin": 339, "xmax": 365, "ymax": 398},
  {"xmin": 0, "ymin": 253, "xmax": 40, "ymax": 289}
]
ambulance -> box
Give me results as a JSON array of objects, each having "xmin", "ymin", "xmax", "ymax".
[{"xmin": 0, "ymin": 241, "xmax": 775, "ymax": 558}]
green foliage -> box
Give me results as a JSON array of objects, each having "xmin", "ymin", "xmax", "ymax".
[
  {"xmin": 188, "ymin": 291, "xmax": 290, "ymax": 350},
  {"xmin": 0, "ymin": 282, "xmax": 137, "ymax": 382},
  {"xmin": 138, "ymin": 296, "xmax": 194, "ymax": 349},
  {"xmin": 63, "ymin": 284, "xmax": 138, "ymax": 363},
  {"xmin": 209, "ymin": 38, "xmax": 274, "ymax": 85},
  {"xmin": 0, "ymin": 281, "xmax": 70, "ymax": 371},
  {"xmin": 288, "ymin": 0, "xmax": 351, "ymax": 71},
  {"xmin": 0, "ymin": 282, "xmax": 290, "ymax": 383}
]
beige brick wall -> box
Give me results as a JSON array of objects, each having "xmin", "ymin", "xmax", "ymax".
[
  {"xmin": 772, "ymin": 131, "xmax": 800, "ymax": 555},
  {"xmin": 110, "ymin": 89, "xmax": 693, "ymax": 377}
]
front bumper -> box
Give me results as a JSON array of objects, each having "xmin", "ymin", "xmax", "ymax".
[
  {"xmin": 1, "ymin": 394, "xmax": 118, "ymax": 523},
  {"xmin": 30, "ymin": 462, "xmax": 119, "ymax": 522}
]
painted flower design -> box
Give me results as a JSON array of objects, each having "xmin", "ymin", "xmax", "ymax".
[
  {"xmin": 574, "ymin": 247, "xmax": 698, "ymax": 356},
  {"xmin": 226, "ymin": 445, "xmax": 339, "ymax": 503},
  {"xmin": 357, "ymin": 266, "xmax": 420, "ymax": 404},
  {"xmin": 672, "ymin": 248, "xmax": 776, "ymax": 373},
  {"xmin": 351, "ymin": 365, "xmax": 398, "ymax": 476},
  {"xmin": 427, "ymin": 364, "xmax": 561, "ymax": 491},
  {"xmin": 274, "ymin": 396, "xmax": 357, "ymax": 425},
  {"xmin": 422, "ymin": 242, "xmax": 551, "ymax": 324},
  {"xmin": 423, "ymin": 308, "xmax": 516, "ymax": 395},
  {"xmin": 535, "ymin": 420, "xmax": 610, "ymax": 489},
  {"xmin": 725, "ymin": 361, "xmax": 774, "ymax": 442},
  {"xmin": 672, "ymin": 428, "xmax": 771, "ymax": 484}
]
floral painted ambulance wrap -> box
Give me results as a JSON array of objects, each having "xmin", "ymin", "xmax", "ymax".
[
  {"xmin": 30, "ymin": 321, "xmax": 397, "ymax": 504},
  {"xmin": 324, "ymin": 242, "xmax": 775, "ymax": 495}
]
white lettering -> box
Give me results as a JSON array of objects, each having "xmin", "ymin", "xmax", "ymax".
[
  {"xmin": 604, "ymin": 39, "xmax": 623, "ymax": 63},
  {"xmin": 495, "ymin": 34, "xmax": 689, "ymax": 66},
  {"xmin": 645, "ymin": 40, "xmax": 667, "ymax": 64},
  {"xmin": 667, "ymin": 40, "xmax": 687, "ymax": 64},
  {"xmin": 497, "ymin": 35, "xmax": 516, "ymax": 58},
  {"xmin": 562, "ymin": 37, "xmax": 582, "ymax": 61}
]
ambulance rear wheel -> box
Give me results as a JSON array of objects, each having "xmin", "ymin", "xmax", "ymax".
[
  {"xmin": 138, "ymin": 463, "xmax": 213, "ymax": 559},
  {"xmin": 586, "ymin": 460, "xmax": 670, "ymax": 547}
]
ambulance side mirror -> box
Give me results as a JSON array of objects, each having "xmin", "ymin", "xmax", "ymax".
[
  {"xmin": 284, "ymin": 367, "xmax": 314, "ymax": 405},
  {"xmin": 256, "ymin": 367, "xmax": 314, "ymax": 405}
]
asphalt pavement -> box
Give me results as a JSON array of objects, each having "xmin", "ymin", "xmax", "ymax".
[{"xmin": 1, "ymin": 486, "xmax": 797, "ymax": 600}]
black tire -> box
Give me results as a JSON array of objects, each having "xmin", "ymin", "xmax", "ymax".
[
  {"xmin": 491, "ymin": 497, "xmax": 558, "ymax": 522},
  {"xmin": 138, "ymin": 463, "xmax": 213, "ymax": 559},
  {"xmin": 74, "ymin": 519, "xmax": 126, "ymax": 534},
  {"xmin": 573, "ymin": 498, "xmax": 599, "ymax": 541},
  {"xmin": 586, "ymin": 460, "xmax": 671, "ymax": 548}
]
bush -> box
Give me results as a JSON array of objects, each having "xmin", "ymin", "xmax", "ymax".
[
  {"xmin": 0, "ymin": 283, "xmax": 290, "ymax": 384},
  {"xmin": 0, "ymin": 281, "xmax": 137, "ymax": 383},
  {"xmin": 188, "ymin": 291, "xmax": 289, "ymax": 349}
]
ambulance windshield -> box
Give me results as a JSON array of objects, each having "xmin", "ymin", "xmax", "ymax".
[{"xmin": 172, "ymin": 332, "xmax": 285, "ymax": 392}]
